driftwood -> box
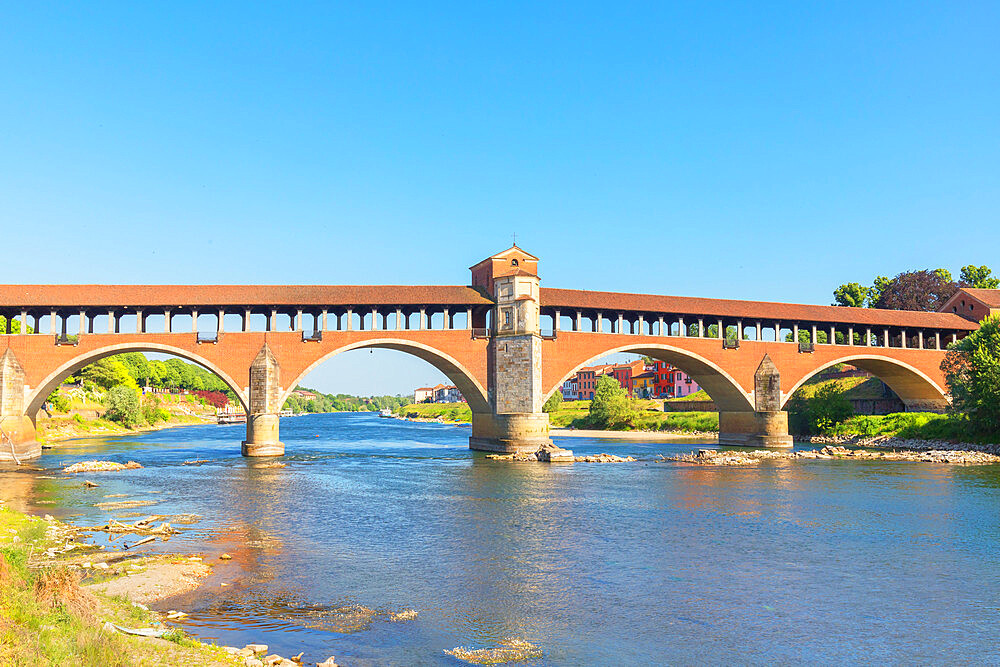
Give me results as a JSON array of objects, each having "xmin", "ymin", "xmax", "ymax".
[
  {"xmin": 83, "ymin": 517, "xmax": 175, "ymax": 536},
  {"xmin": 124, "ymin": 536, "xmax": 156, "ymax": 550}
]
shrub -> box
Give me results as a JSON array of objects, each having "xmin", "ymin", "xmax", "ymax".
[
  {"xmin": 103, "ymin": 386, "xmax": 142, "ymax": 427},
  {"xmin": 46, "ymin": 391, "xmax": 70, "ymax": 413},
  {"xmin": 589, "ymin": 375, "xmax": 640, "ymax": 429},
  {"xmin": 542, "ymin": 392, "xmax": 562, "ymax": 413},
  {"xmin": 942, "ymin": 314, "xmax": 1000, "ymax": 435}
]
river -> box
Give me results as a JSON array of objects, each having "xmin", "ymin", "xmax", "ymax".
[{"xmin": 3, "ymin": 412, "xmax": 1000, "ymax": 665}]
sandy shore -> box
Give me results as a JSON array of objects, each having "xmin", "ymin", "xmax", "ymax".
[{"xmin": 551, "ymin": 428, "xmax": 714, "ymax": 440}]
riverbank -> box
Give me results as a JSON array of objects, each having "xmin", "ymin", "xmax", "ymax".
[
  {"xmin": 37, "ymin": 412, "xmax": 214, "ymax": 445},
  {"xmin": 397, "ymin": 401, "xmax": 719, "ymax": 434},
  {"xmin": 0, "ymin": 502, "xmax": 240, "ymax": 665},
  {"xmin": 551, "ymin": 428, "xmax": 712, "ymax": 440}
]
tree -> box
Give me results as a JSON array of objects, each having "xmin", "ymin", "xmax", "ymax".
[
  {"xmin": 934, "ymin": 268, "xmax": 954, "ymax": 283},
  {"xmin": 868, "ymin": 275, "xmax": 892, "ymax": 307},
  {"xmin": 104, "ymin": 385, "xmax": 142, "ymax": 427},
  {"xmin": 942, "ymin": 314, "xmax": 1000, "ymax": 434},
  {"xmin": 871, "ymin": 270, "xmax": 959, "ymax": 311},
  {"xmin": 542, "ymin": 392, "xmax": 562, "ymax": 413},
  {"xmin": 786, "ymin": 381, "xmax": 853, "ymax": 434},
  {"xmin": 833, "ymin": 282, "xmax": 870, "ymax": 308},
  {"xmin": 960, "ymin": 265, "xmax": 999, "ymax": 289},
  {"xmin": 78, "ymin": 359, "xmax": 138, "ymax": 390},
  {"xmin": 588, "ymin": 374, "xmax": 638, "ymax": 429}
]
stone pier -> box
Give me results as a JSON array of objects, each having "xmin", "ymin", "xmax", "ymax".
[
  {"xmin": 242, "ymin": 343, "xmax": 285, "ymax": 457},
  {"xmin": 0, "ymin": 349, "xmax": 40, "ymax": 462},
  {"xmin": 717, "ymin": 355, "xmax": 794, "ymax": 448}
]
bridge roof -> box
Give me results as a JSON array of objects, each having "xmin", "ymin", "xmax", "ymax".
[
  {"xmin": 540, "ymin": 288, "xmax": 979, "ymax": 331},
  {"xmin": 0, "ymin": 285, "xmax": 494, "ymax": 309}
]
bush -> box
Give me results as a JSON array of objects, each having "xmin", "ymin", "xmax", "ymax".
[
  {"xmin": 588, "ymin": 375, "xmax": 640, "ymax": 429},
  {"xmin": 46, "ymin": 391, "xmax": 70, "ymax": 413},
  {"xmin": 943, "ymin": 314, "xmax": 1000, "ymax": 435},
  {"xmin": 542, "ymin": 392, "xmax": 562, "ymax": 413},
  {"xmin": 104, "ymin": 386, "xmax": 142, "ymax": 427},
  {"xmin": 787, "ymin": 380, "xmax": 854, "ymax": 434}
]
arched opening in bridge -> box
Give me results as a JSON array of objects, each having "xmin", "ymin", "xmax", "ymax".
[
  {"xmin": 281, "ymin": 340, "xmax": 490, "ymax": 418},
  {"xmin": 543, "ymin": 344, "xmax": 755, "ymax": 432},
  {"xmin": 780, "ymin": 356, "xmax": 950, "ymax": 435},
  {"xmin": 26, "ymin": 346, "xmax": 248, "ymax": 430}
]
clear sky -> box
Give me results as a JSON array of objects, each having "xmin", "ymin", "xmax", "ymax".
[{"xmin": 2, "ymin": 3, "xmax": 997, "ymax": 395}]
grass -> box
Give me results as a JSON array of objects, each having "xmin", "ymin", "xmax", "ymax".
[
  {"xmin": 829, "ymin": 412, "xmax": 1000, "ymax": 444},
  {"xmin": 399, "ymin": 400, "xmax": 719, "ymax": 433},
  {"xmin": 0, "ymin": 505, "xmax": 238, "ymax": 666}
]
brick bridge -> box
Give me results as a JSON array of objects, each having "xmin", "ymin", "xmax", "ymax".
[{"xmin": 0, "ymin": 246, "xmax": 984, "ymax": 461}]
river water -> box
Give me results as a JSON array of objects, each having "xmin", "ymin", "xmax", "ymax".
[{"xmin": 3, "ymin": 413, "xmax": 1000, "ymax": 665}]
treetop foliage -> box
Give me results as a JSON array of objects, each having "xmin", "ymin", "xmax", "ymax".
[{"xmin": 834, "ymin": 264, "xmax": 998, "ymax": 311}]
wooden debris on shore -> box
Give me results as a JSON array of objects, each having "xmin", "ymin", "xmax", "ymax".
[
  {"xmin": 84, "ymin": 516, "xmax": 176, "ymax": 536},
  {"xmin": 64, "ymin": 460, "xmax": 142, "ymax": 474}
]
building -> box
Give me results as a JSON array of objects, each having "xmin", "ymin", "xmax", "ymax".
[
  {"xmin": 632, "ymin": 369, "xmax": 656, "ymax": 398},
  {"xmin": 650, "ymin": 360, "xmax": 702, "ymax": 398},
  {"xmin": 561, "ymin": 377, "xmax": 579, "ymax": 400},
  {"xmin": 291, "ymin": 389, "xmax": 318, "ymax": 400},
  {"xmin": 939, "ymin": 288, "xmax": 1000, "ymax": 322},
  {"xmin": 413, "ymin": 387, "xmax": 435, "ymax": 403},
  {"xmin": 670, "ymin": 369, "xmax": 699, "ymax": 398},
  {"xmin": 433, "ymin": 384, "xmax": 464, "ymax": 403}
]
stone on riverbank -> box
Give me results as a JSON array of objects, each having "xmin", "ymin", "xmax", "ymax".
[
  {"xmin": 573, "ymin": 453, "xmax": 636, "ymax": 463},
  {"xmin": 64, "ymin": 460, "xmax": 142, "ymax": 474},
  {"xmin": 445, "ymin": 638, "xmax": 542, "ymax": 664},
  {"xmin": 662, "ymin": 446, "xmax": 1000, "ymax": 466}
]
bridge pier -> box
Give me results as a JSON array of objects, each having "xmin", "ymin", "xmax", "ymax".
[
  {"xmin": 0, "ymin": 349, "xmax": 40, "ymax": 462},
  {"xmin": 469, "ymin": 412, "xmax": 551, "ymax": 453},
  {"xmin": 717, "ymin": 410, "xmax": 793, "ymax": 448},
  {"xmin": 242, "ymin": 343, "xmax": 284, "ymax": 457},
  {"xmin": 717, "ymin": 354, "xmax": 793, "ymax": 448}
]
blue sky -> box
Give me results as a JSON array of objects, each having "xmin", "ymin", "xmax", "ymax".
[{"xmin": 2, "ymin": 3, "xmax": 997, "ymax": 395}]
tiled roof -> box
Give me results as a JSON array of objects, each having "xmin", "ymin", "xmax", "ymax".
[
  {"xmin": 0, "ymin": 285, "xmax": 494, "ymax": 309},
  {"xmin": 961, "ymin": 288, "xmax": 1000, "ymax": 308},
  {"xmin": 540, "ymin": 288, "xmax": 977, "ymax": 330}
]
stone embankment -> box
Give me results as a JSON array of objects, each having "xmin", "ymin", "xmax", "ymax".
[{"xmin": 664, "ymin": 446, "xmax": 1000, "ymax": 466}]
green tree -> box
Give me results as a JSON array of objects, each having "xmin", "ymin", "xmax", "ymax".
[
  {"xmin": 786, "ymin": 382, "xmax": 853, "ymax": 434},
  {"xmin": 588, "ymin": 375, "xmax": 638, "ymax": 429},
  {"xmin": 542, "ymin": 391, "xmax": 562, "ymax": 413},
  {"xmin": 104, "ymin": 385, "xmax": 142, "ymax": 427},
  {"xmin": 78, "ymin": 359, "xmax": 137, "ymax": 390},
  {"xmin": 833, "ymin": 282, "xmax": 870, "ymax": 308},
  {"xmin": 934, "ymin": 268, "xmax": 954, "ymax": 283},
  {"xmin": 960, "ymin": 265, "xmax": 1000, "ymax": 289},
  {"xmin": 868, "ymin": 275, "xmax": 892, "ymax": 307},
  {"xmin": 942, "ymin": 314, "xmax": 1000, "ymax": 434}
]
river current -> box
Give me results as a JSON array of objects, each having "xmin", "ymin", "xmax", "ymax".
[{"xmin": 3, "ymin": 413, "xmax": 1000, "ymax": 665}]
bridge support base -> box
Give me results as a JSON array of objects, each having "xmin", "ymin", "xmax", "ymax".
[
  {"xmin": 0, "ymin": 415, "xmax": 40, "ymax": 462},
  {"xmin": 242, "ymin": 414, "xmax": 284, "ymax": 457},
  {"xmin": 469, "ymin": 412, "xmax": 552, "ymax": 453},
  {"xmin": 718, "ymin": 410, "xmax": 793, "ymax": 448}
]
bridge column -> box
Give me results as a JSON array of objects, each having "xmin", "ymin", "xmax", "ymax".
[
  {"xmin": 242, "ymin": 343, "xmax": 284, "ymax": 457},
  {"xmin": 0, "ymin": 349, "xmax": 40, "ymax": 462},
  {"xmin": 717, "ymin": 355, "xmax": 793, "ymax": 448}
]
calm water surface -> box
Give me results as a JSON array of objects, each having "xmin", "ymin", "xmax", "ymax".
[{"xmin": 3, "ymin": 413, "xmax": 1000, "ymax": 665}]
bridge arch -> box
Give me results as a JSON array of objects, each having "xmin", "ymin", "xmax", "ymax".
[
  {"xmin": 25, "ymin": 343, "xmax": 249, "ymax": 418},
  {"xmin": 543, "ymin": 343, "xmax": 754, "ymax": 412},
  {"xmin": 781, "ymin": 354, "xmax": 949, "ymax": 412},
  {"xmin": 282, "ymin": 338, "xmax": 490, "ymax": 413}
]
